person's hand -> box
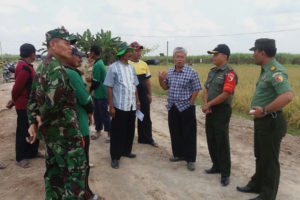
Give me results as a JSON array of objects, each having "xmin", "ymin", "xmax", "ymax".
[
  {"xmin": 249, "ymin": 106, "xmax": 265, "ymax": 118},
  {"xmin": 36, "ymin": 115, "xmax": 43, "ymax": 128},
  {"xmin": 136, "ymin": 102, "xmax": 141, "ymax": 110},
  {"xmin": 158, "ymin": 71, "xmax": 168, "ymax": 83},
  {"xmin": 27, "ymin": 124, "xmax": 37, "ymax": 144},
  {"xmin": 6, "ymin": 100, "xmax": 14, "ymax": 109},
  {"xmin": 86, "ymin": 77, "xmax": 92, "ymax": 82},
  {"xmin": 88, "ymin": 114, "xmax": 93, "ymax": 126},
  {"xmin": 109, "ymin": 106, "xmax": 116, "ymax": 118},
  {"xmin": 148, "ymin": 94, "xmax": 152, "ymax": 104},
  {"xmin": 202, "ymin": 104, "xmax": 212, "ymax": 114}
]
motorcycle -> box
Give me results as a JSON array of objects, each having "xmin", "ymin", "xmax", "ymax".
[{"xmin": 2, "ymin": 62, "xmax": 15, "ymax": 83}]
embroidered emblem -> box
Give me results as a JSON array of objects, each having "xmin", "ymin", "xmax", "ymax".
[{"xmin": 270, "ymin": 66, "xmax": 276, "ymax": 71}]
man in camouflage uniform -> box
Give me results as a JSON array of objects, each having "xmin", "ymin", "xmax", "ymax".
[{"xmin": 27, "ymin": 28, "xmax": 88, "ymax": 200}]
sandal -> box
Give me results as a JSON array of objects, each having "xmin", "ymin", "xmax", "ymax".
[
  {"xmin": 150, "ymin": 141, "xmax": 159, "ymax": 148},
  {"xmin": 0, "ymin": 163, "xmax": 6, "ymax": 169},
  {"xmin": 91, "ymin": 133, "xmax": 100, "ymax": 140},
  {"xmin": 90, "ymin": 194, "xmax": 105, "ymax": 200},
  {"xmin": 16, "ymin": 159, "xmax": 31, "ymax": 168},
  {"xmin": 35, "ymin": 152, "xmax": 45, "ymax": 159}
]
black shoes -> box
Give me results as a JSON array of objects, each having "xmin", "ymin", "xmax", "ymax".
[
  {"xmin": 169, "ymin": 156, "xmax": 185, "ymax": 162},
  {"xmin": 236, "ymin": 185, "xmax": 259, "ymax": 194},
  {"xmin": 187, "ymin": 162, "xmax": 195, "ymax": 171},
  {"xmin": 221, "ymin": 176, "xmax": 230, "ymax": 186},
  {"xmin": 205, "ymin": 166, "xmax": 220, "ymax": 174},
  {"xmin": 111, "ymin": 159, "xmax": 119, "ymax": 169},
  {"xmin": 249, "ymin": 196, "xmax": 262, "ymax": 200},
  {"xmin": 123, "ymin": 153, "xmax": 136, "ymax": 158}
]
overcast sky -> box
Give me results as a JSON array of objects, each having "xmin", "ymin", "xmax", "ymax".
[{"xmin": 1, "ymin": 0, "xmax": 300, "ymax": 56}]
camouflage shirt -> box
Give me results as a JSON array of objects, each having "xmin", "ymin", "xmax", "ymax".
[{"xmin": 27, "ymin": 56, "xmax": 82, "ymax": 141}]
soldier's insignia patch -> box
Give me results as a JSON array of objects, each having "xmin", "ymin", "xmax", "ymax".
[
  {"xmin": 275, "ymin": 75, "xmax": 283, "ymax": 82},
  {"xmin": 270, "ymin": 66, "xmax": 276, "ymax": 71},
  {"xmin": 272, "ymin": 72, "xmax": 282, "ymax": 77}
]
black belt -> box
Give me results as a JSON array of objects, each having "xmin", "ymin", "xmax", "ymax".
[{"xmin": 265, "ymin": 110, "xmax": 282, "ymax": 119}]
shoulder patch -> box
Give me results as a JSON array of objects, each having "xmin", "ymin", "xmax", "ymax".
[
  {"xmin": 270, "ymin": 66, "xmax": 276, "ymax": 71},
  {"xmin": 275, "ymin": 75, "xmax": 283, "ymax": 82},
  {"xmin": 226, "ymin": 72, "xmax": 235, "ymax": 82},
  {"xmin": 272, "ymin": 72, "xmax": 282, "ymax": 77}
]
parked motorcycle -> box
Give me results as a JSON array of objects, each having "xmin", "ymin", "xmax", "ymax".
[{"xmin": 2, "ymin": 62, "xmax": 15, "ymax": 83}]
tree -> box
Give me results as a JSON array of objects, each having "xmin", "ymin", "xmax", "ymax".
[
  {"xmin": 74, "ymin": 29, "xmax": 121, "ymax": 65},
  {"xmin": 73, "ymin": 29, "xmax": 94, "ymax": 54}
]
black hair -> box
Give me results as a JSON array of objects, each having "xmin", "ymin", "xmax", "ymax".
[
  {"xmin": 20, "ymin": 43, "xmax": 36, "ymax": 58},
  {"xmin": 90, "ymin": 45, "xmax": 100, "ymax": 56},
  {"xmin": 258, "ymin": 47, "xmax": 277, "ymax": 57}
]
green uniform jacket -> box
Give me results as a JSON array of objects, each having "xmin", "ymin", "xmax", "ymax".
[
  {"xmin": 204, "ymin": 64, "xmax": 237, "ymax": 105},
  {"xmin": 92, "ymin": 59, "xmax": 107, "ymax": 99},
  {"xmin": 251, "ymin": 59, "xmax": 292, "ymax": 109},
  {"xmin": 66, "ymin": 67, "xmax": 92, "ymax": 137}
]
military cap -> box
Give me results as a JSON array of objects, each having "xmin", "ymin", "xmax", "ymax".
[
  {"xmin": 207, "ymin": 44, "xmax": 230, "ymax": 57},
  {"xmin": 249, "ymin": 38, "xmax": 276, "ymax": 51},
  {"xmin": 46, "ymin": 28, "xmax": 76, "ymax": 44},
  {"xmin": 116, "ymin": 42, "xmax": 134, "ymax": 59},
  {"xmin": 129, "ymin": 41, "xmax": 144, "ymax": 50}
]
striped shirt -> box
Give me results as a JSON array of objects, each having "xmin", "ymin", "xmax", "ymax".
[
  {"xmin": 164, "ymin": 65, "xmax": 202, "ymax": 112},
  {"xmin": 104, "ymin": 61, "xmax": 139, "ymax": 111}
]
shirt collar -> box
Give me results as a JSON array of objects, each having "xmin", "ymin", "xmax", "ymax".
[
  {"xmin": 19, "ymin": 58, "xmax": 33, "ymax": 67},
  {"xmin": 215, "ymin": 63, "xmax": 228, "ymax": 71},
  {"xmin": 172, "ymin": 65, "xmax": 187, "ymax": 72},
  {"xmin": 262, "ymin": 58, "xmax": 276, "ymax": 72},
  {"xmin": 94, "ymin": 58, "xmax": 101, "ymax": 64}
]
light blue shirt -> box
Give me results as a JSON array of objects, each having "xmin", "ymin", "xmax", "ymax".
[{"xmin": 104, "ymin": 61, "xmax": 139, "ymax": 111}]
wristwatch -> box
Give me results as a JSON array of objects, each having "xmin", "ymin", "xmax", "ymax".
[{"xmin": 262, "ymin": 107, "xmax": 268, "ymax": 115}]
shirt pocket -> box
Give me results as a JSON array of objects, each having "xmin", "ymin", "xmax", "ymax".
[
  {"xmin": 213, "ymin": 76, "xmax": 225, "ymax": 92},
  {"xmin": 257, "ymin": 81, "xmax": 270, "ymax": 89},
  {"xmin": 178, "ymin": 77, "xmax": 191, "ymax": 89}
]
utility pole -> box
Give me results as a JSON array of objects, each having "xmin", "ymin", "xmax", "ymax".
[
  {"xmin": 0, "ymin": 41, "xmax": 2, "ymax": 57},
  {"xmin": 166, "ymin": 41, "xmax": 169, "ymax": 66}
]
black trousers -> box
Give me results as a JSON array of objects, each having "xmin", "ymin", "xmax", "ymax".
[
  {"xmin": 110, "ymin": 108, "xmax": 136, "ymax": 160},
  {"xmin": 168, "ymin": 105, "xmax": 197, "ymax": 162},
  {"xmin": 137, "ymin": 86, "xmax": 153, "ymax": 144},
  {"xmin": 93, "ymin": 98, "xmax": 111, "ymax": 132},
  {"xmin": 247, "ymin": 112, "xmax": 286, "ymax": 200},
  {"xmin": 205, "ymin": 104, "xmax": 231, "ymax": 177},
  {"xmin": 83, "ymin": 135, "xmax": 93, "ymax": 198},
  {"xmin": 16, "ymin": 109, "xmax": 39, "ymax": 162}
]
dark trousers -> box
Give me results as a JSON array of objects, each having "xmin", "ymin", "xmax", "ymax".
[
  {"xmin": 110, "ymin": 108, "xmax": 136, "ymax": 160},
  {"xmin": 83, "ymin": 135, "xmax": 93, "ymax": 198},
  {"xmin": 137, "ymin": 88, "xmax": 153, "ymax": 144},
  {"xmin": 247, "ymin": 112, "xmax": 286, "ymax": 200},
  {"xmin": 205, "ymin": 104, "xmax": 231, "ymax": 177},
  {"xmin": 16, "ymin": 109, "xmax": 39, "ymax": 162},
  {"xmin": 94, "ymin": 98, "xmax": 111, "ymax": 132},
  {"xmin": 168, "ymin": 105, "xmax": 197, "ymax": 162}
]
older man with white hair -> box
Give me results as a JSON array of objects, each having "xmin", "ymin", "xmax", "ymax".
[{"xmin": 159, "ymin": 47, "xmax": 202, "ymax": 171}]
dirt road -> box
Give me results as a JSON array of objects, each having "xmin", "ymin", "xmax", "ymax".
[{"xmin": 0, "ymin": 81, "xmax": 299, "ymax": 200}]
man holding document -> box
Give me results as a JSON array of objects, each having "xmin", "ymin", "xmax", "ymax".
[{"xmin": 104, "ymin": 42, "xmax": 140, "ymax": 169}]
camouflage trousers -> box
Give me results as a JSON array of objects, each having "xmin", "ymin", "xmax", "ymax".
[{"xmin": 43, "ymin": 138, "xmax": 87, "ymax": 200}]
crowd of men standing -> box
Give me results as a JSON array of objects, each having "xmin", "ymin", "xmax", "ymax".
[{"xmin": 1, "ymin": 27, "xmax": 293, "ymax": 200}]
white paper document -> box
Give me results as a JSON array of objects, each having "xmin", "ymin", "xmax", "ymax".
[{"xmin": 136, "ymin": 109, "xmax": 144, "ymax": 121}]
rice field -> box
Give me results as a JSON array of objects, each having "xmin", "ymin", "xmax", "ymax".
[{"xmin": 149, "ymin": 64, "xmax": 300, "ymax": 131}]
